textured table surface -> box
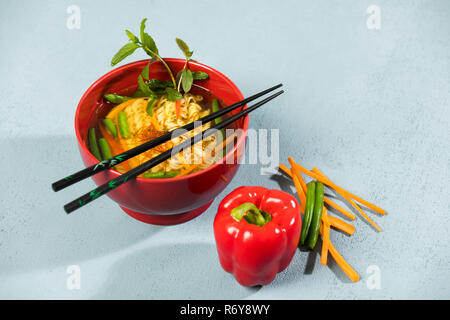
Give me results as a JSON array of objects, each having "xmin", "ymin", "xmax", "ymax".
[{"xmin": 1, "ymin": 0, "xmax": 449, "ymax": 299}]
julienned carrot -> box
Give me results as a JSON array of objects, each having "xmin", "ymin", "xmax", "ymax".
[
  {"xmin": 328, "ymin": 215, "xmax": 355, "ymax": 235},
  {"xmin": 286, "ymin": 161, "xmax": 360, "ymax": 282},
  {"xmin": 291, "ymin": 168, "xmax": 306, "ymax": 212},
  {"xmin": 279, "ymin": 164, "xmax": 356, "ymax": 235},
  {"xmin": 282, "ymin": 162, "xmax": 355, "ymax": 220},
  {"xmin": 279, "ymin": 163, "xmax": 292, "ymax": 177},
  {"xmin": 285, "ymin": 163, "xmax": 308, "ymax": 194},
  {"xmin": 312, "ymin": 167, "xmax": 385, "ymax": 216},
  {"xmin": 323, "ymin": 197, "xmax": 356, "ymax": 220},
  {"xmin": 175, "ymin": 100, "xmax": 181, "ymax": 120},
  {"xmin": 320, "ymin": 208, "xmax": 330, "ymax": 265},
  {"xmin": 311, "ymin": 167, "xmax": 382, "ymax": 232},
  {"xmin": 106, "ymin": 98, "xmax": 136, "ymax": 120},
  {"xmin": 288, "ymin": 159, "xmax": 382, "ymax": 231},
  {"xmin": 327, "ymin": 237, "xmax": 360, "ymax": 282},
  {"xmin": 288, "ymin": 157, "xmax": 385, "ymax": 215}
]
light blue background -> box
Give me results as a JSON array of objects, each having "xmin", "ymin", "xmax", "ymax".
[{"xmin": 1, "ymin": 0, "xmax": 449, "ymax": 299}]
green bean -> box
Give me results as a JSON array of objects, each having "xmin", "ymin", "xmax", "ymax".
[
  {"xmin": 146, "ymin": 97, "xmax": 156, "ymax": 116},
  {"xmin": 88, "ymin": 128, "xmax": 102, "ymax": 161},
  {"xmin": 118, "ymin": 111, "xmax": 130, "ymax": 139},
  {"xmin": 142, "ymin": 171, "xmax": 180, "ymax": 179},
  {"xmin": 212, "ymin": 99, "xmax": 226, "ymax": 157},
  {"xmin": 299, "ymin": 181, "xmax": 316, "ymax": 245},
  {"xmin": 212, "ymin": 99, "xmax": 222, "ymax": 125},
  {"xmin": 104, "ymin": 94, "xmax": 132, "ymax": 104},
  {"xmin": 98, "ymin": 138, "xmax": 112, "ymax": 159},
  {"xmin": 102, "ymin": 118, "xmax": 117, "ymax": 138},
  {"xmin": 307, "ymin": 182, "xmax": 324, "ymax": 250}
]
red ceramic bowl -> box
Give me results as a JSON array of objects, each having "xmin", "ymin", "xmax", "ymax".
[{"xmin": 75, "ymin": 59, "xmax": 248, "ymax": 225}]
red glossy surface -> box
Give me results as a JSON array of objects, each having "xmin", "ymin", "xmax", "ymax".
[
  {"xmin": 75, "ymin": 59, "xmax": 248, "ymax": 225},
  {"xmin": 213, "ymin": 187, "xmax": 301, "ymax": 286}
]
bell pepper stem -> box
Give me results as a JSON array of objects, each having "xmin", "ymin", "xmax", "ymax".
[{"xmin": 231, "ymin": 202, "xmax": 271, "ymax": 227}]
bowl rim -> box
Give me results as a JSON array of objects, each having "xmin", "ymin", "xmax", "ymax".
[{"xmin": 75, "ymin": 58, "xmax": 248, "ymax": 183}]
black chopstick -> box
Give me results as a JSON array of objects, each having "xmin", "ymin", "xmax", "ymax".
[
  {"xmin": 52, "ymin": 83, "xmax": 283, "ymax": 192},
  {"xmin": 64, "ymin": 90, "xmax": 284, "ymax": 214}
]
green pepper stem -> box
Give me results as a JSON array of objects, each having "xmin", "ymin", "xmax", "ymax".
[{"xmin": 230, "ymin": 202, "xmax": 271, "ymax": 227}]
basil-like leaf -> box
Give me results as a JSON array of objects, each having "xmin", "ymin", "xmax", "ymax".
[
  {"xmin": 104, "ymin": 94, "xmax": 132, "ymax": 104},
  {"xmin": 146, "ymin": 79, "xmax": 173, "ymax": 89},
  {"xmin": 175, "ymin": 38, "xmax": 193, "ymax": 59},
  {"xmin": 142, "ymin": 32, "xmax": 158, "ymax": 55},
  {"xmin": 111, "ymin": 42, "xmax": 140, "ymax": 66},
  {"xmin": 141, "ymin": 62, "xmax": 150, "ymax": 80},
  {"xmin": 146, "ymin": 97, "xmax": 156, "ymax": 116},
  {"xmin": 192, "ymin": 71, "xmax": 209, "ymax": 80},
  {"xmin": 165, "ymin": 87, "xmax": 183, "ymax": 101},
  {"xmin": 181, "ymin": 69, "xmax": 193, "ymax": 93},
  {"xmin": 138, "ymin": 74, "xmax": 154, "ymax": 97},
  {"xmin": 125, "ymin": 30, "xmax": 139, "ymax": 43},
  {"xmin": 140, "ymin": 18, "xmax": 147, "ymax": 42},
  {"xmin": 139, "ymin": 18, "xmax": 159, "ymax": 56}
]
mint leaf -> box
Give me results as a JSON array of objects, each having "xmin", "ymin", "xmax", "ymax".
[
  {"xmin": 146, "ymin": 79, "xmax": 173, "ymax": 89},
  {"xmin": 139, "ymin": 18, "xmax": 159, "ymax": 56},
  {"xmin": 138, "ymin": 75, "xmax": 154, "ymax": 97},
  {"xmin": 192, "ymin": 71, "xmax": 209, "ymax": 80},
  {"xmin": 142, "ymin": 33, "xmax": 158, "ymax": 55},
  {"xmin": 140, "ymin": 18, "xmax": 147, "ymax": 42},
  {"xmin": 181, "ymin": 69, "xmax": 193, "ymax": 93},
  {"xmin": 125, "ymin": 30, "xmax": 139, "ymax": 43},
  {"xmin": 141, "ymin": 61, "xmax": 150, "ymax": 80},
  {"xmin": 111, "ymin": 42, "xmax": 140, "ymax": 66},
  {"xmin": 104, "ymin": 94, "xmax": 132, "ymax": 104},
  {"xmin": 175, "ymin": 38, "xmax": 193, "ymax": 59},
  {"xmin": 165, "ymin": 87, "xmax": 183, "ymax": 101}
]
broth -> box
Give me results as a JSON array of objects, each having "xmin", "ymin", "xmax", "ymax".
[{"xmin": 86, "ymin": 85, "xmax": 235, "ymax": 178}]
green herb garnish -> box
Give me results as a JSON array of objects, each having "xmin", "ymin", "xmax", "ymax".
[{"xmin": 107, "ymin": 18, "xmax": 210, "ymax": 103}]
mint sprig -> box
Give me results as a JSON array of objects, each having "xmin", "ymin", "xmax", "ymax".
[{"xmin": 107, "ymin": 18, "xmax": 210, "ymax": 103}]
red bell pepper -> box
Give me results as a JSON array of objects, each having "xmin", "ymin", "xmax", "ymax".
[{"xmin": 213, "ymin": 186, "xmax": 301, "ymax": 286}]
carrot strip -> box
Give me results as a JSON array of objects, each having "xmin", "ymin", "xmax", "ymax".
[
  {"xmin": 287, "ymin": 162, "xmax": 308, "ymax": 195},
  {"xmin": 320, "ymin": 208, "xmax": 330, "ymax": 265},
  {"xmin": 311, "ymin": 167, "xmax": 382, "ymax": 232},
  {"xmin": 106, "ymin": 98, "xmax": 136, "ymax": 120},
  {"xmin": 282, "ymin": 163, "xmax": 355, "ymax": 220},
  {"xmin": 328, "ymin": 216, "xmax": 355, "ymax": 236},
  {"xmin": 279, "ymin": 163, "xmax": 292, "ymax": 177},
  {"xmin": 175, "ymin": 100, "xmax": 181, "ymax": 120},
  {"xmin": 323, "ymin": 197, "xmax": 356, "ymax": 220},
  {"xmin": 327, "ymin": 240, "xmax": 360, "ymax": 282},
  {"xmin": 291, "ymin": 168, "xmax": 306, "ymax": 212},
  {"xmin": 288, "ymin": 158, "xmax": 385, "ymax": 215},
  {"xmin": 288, "ymin": 158, "xmax": 382, "ymax": 231}
]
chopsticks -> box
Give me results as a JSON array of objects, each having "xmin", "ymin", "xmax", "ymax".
[
  {"xmin": 52, "ymin": 83, "xmax": 283, "ymax": 192},
  {"xmin": 62, "ymin": 88, "xmax": 284, "ymax": 214}
]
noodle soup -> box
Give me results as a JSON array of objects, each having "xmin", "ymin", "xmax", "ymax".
[{"xmin": 87, "ymin": 85, "xmax": 227, "ymax": 179}]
